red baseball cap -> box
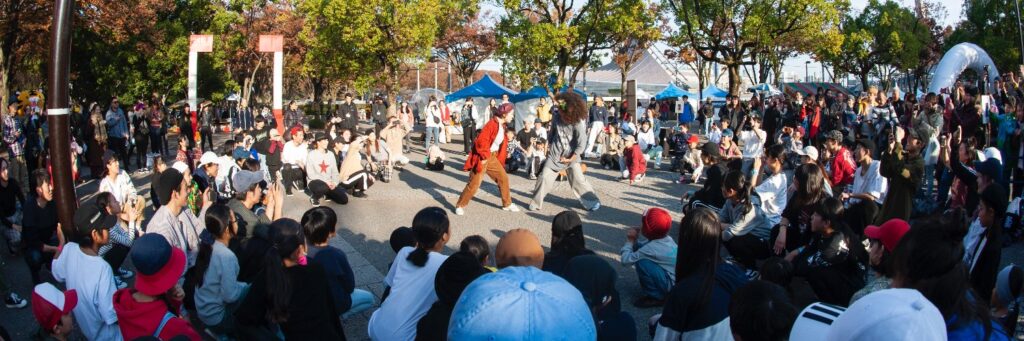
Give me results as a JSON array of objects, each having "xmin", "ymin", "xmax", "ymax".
[
  {"xmin": 864, "ymin": 218, "xmax": 910, "ymax": 252},
  {"xmin": 641, "ymin": 207, "xmax": 673, "ymax": 240},
  {"xmin": 687, "ymin": 135, "xmax": 699, "ymax": 144},
  {"xmin": 32, "ymin": 283, "xmax": 78, "ymax": 331}
]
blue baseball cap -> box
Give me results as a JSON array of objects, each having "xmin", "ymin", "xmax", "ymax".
[
  {"xmin": 232, "ymin": 146, "xmax": 249, "ymax": 160},
  {"xmin": 448, "ymin": 266, "xmax": 595, "ymax": 340},
  {"xmin": 722, "ymin": 128, "xmax": 734, "ymax": 138}
]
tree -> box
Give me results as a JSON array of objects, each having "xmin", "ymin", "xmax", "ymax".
[
  {"xmin": 0, "ymin": 0, "xmax": 49, "ymax": 114},
  {"xmin": 434, "ymin": 11, "xmax": 497, "ymax": 88},
  {"xmin": 665, "ymin": 0, "xmax": 844, "ymax": 95},
  {"xmin": 666, "ymin": 47, "xmax": 713, "ymax": 100},
  {"xmin": 609, "ymin": 1, "xmax": 662, "ymax": 95},
  {"xmin": 948, "ymin": 0, "xmax": 1018, "ymax": 72},
  {"xmin": 818, "ymin": 0, "xmax": 932, "ymax": 90}
]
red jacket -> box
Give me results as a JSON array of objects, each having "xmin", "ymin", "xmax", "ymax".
[
  {"xmin": 463, "ymin": 118, "xmax": 508, "ymax": 172},
  {"xmin": 829, "ymin": 147, "xmax": 856, "ymax": 187},
  {"xmin": 113, "ymin": 289, "xmax": 202, "ymax": 341},
  {"xmin": 625, "ymin": 144, "xmax": 646, "ymax": 182}
]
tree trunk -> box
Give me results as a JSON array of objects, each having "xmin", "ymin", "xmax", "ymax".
[
  {"xmin": 311, "ymin": 77, "xmax": 324, "ymax": 115},
  {"xmin": 0, "ymin": 49, "xmax": 9, "ymax": 116},
  {"xmin": 620, "ymin": 71, "xmax": 627, "ymax": 98},
  {"xmin": 860, "ymin": 72, "xmax": 870, "ymax": 92},
  {"xmin": 727, "ymin": 63, "xmax": 741, "ymax": 96}
]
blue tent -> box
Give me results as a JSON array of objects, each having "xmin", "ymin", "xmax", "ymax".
[
  {"xmin": 511, "ymin": 86, "xmax": 587, "ymax": 102},
  {"xmin": 654, "ymin": 83, "xmax": 693, "ymax": 100},
  {"xmin": 445, "ymin": 74, "xmax": 519, "ymax": 102},
  {"xmin": 700, "ymin": 85, "xmax": 729, "ymax": 100}
]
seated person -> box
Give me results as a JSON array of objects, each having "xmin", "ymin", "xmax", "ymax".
[
  {"xmin": 783, "ymin": 198, "xmax": 867, "ymax": 305},
  {"xmin": 677, "ymin": 135, "xmax": 702, "ymax": 184},
  {"xmin": 668, "ymin": 124, "xmax": 692, "ymax": 172},
  {"xmin": 600, "ymin": 125, "xmax": 625, "ymax": 171},
  {"xmin": 426, "ymin": 144, "xmax": 446, "ymax": 171},
  {"xmin": 620, "ymin": 207, "xmax": 676, "ymax": 308},
  {"xmin": 622, "ymin": 135, "xmax": 647, "ymax": 184}
]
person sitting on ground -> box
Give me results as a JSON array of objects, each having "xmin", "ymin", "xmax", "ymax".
[
  {"xmin": 783, "ymin": 197, "xmax": 867, "ymax": 305},
  {"xmin": 194, "ymin": 152, "xmax": 220, "ymax": 197},
  {"xmin": 850, "ymin": 218, "xmax": 909, "ymax": 304},
  {"xmin": 380, "ymin": 114, "xmax": 410, "ymax": 169},
  {"xmin": 651, "ymin": 207, "xmax": 749, "ymax": 339},
  {"xmin": 842, "ymin": 139, "xmax": 887, "ymax": 235},
  {"xmin": 112, "ymin": 233, "xmax": 201, "ymax": 340},
  {"xmin": 234, "ymin": 219, "xmax": 344, "ymax": 339},
  {"xmin": 226, "ymin": 170, "xmax": 281, "ymax": 244},
  {"xmin": 95, "ymin": 192, "xmax": 140, "ymax": 288},
  {"xmin": 31, "ymin": 283, "xmax": 78, "ymax": 341},
  {"xmin": 758, "ymin": 257, "xmax": 795, "ymax": 294},
  {"xmin": 600, "ymin": 124, "xmax": 624, "ymax": 172},
  {"xmin": 505, "ymin": 128, "xmax": 525, "ymax": 174},
  {"xmin": 728, "ymin": 280, "xmax": 798, "ymax": 341},
  {"xmin": 720, "ymin": 170, "xmax": 771, "ymax": 279},
  {"xmin": 677, "ymin": 134, "xmax": 703, "ymax": 184},
  {"xmin": 339, "ymin": 134, "xmax": 375, "ymax": 198},
  {"xmin": 446, "ymin": 255, "xmax": 596, "ymax": 340},
  {"xmin": 788, "ymin": 289, "xmax": 947, "ymax": 341},
  {"xmin": 620, "ymin": 207, "xmax": 677, "ymax": 308},
  {"xmin": 425, "ymin": 143, "xmax": 446, "ymax": 171},
  {"xmin": 668, "ymin": 124, "xmax": 692, "ymax": 172},
  {"xmin": 280, "ymin": 127, "xmax": 308, "ymax": 195},
  {"xmin": 685, "ymin": 142, "xmax": 728, "ymax": 214},
  {"xmin": 369, "ymin": 207, "xmax": 450, "ymax": 340},
  {"xmin": 638, "ymin": 120, "xmax": 663, "ymax": 168},
  {"xmin": 718, "ymin": 129, "xmax": 742, "ymax": 163},
  {"xmin": 992, "ymin": 265, "xmax": 1024, "ymax": 335},
  {"xmin": 305, "ymin": 132, "xmax": 350, "ymax": 206},
  {"xmin": 772, "ymin": 164, "xmax": 830, "ymax": 254},
  {"xmin": 301, "ymin": 206, "xmax": 374, "ymax": 320},
  {"xmin": 892, "ymin": 210, "xmax": 1011, "ymax": 340},
  {"xmin": 708, "ymin": 118, "xmax": 726, "ymax": 144},
  {"xmin": 459, "ymin": 235, "xmax": 495, "ymax": 271},
  {"xmin": 622, "ymin": 135, "xmax": 646, "ymax": 184},
  {"xmin": 543, "ymin": 210, "xmax": 595, "ymax": 277},
  {"xmin": 565, "ymin": 255, "xmax": 637, "ymax": 341},
  {"xmin": 415, "ymin": 251, "xmax": 490, "ymax": 341},
  {"xmin": 22, "ymin": 169, "xmax": 62, "ymax": 285},
  {"xmin": 186, "ymin": 204, "xmax": 249, "ymax": 336},
  {"xmin": 51, "ymin": 203, "xmax": 118, "ymax": 340}
]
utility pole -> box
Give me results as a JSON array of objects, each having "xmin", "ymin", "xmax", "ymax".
[
  {"xmin": 47, "ymin": 0, "xmax": 76, "ymax": 233},
  {"xmin": 1017, "ymin": 0, "xmax": 1024, "ymax": 65}
]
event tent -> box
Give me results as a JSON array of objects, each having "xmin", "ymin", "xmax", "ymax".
[
  {"xmin": 700, "ymin": 85, "xmax": 729, "ymax": 100},
  {"xmin": 511, "ymin": 86, "xmax": 588, "ymax": 103},
  {"xmin": 444, "ymin": 74, "xmax": 519, "ymax": 103},
  {"xmin": 654, "ymin": 83, "xmax": 694, "ymax": 100}
]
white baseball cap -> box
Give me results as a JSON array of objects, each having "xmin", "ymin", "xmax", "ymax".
[
  {"xmin": 789, "ymin": 289, "xmax": 945, "ymax": 341},
  {"xmin": 198, "ymin": 152, "xmax": 219, "ymax": 168},
  {"xmin": 795, "ymin": 146, "xmax": 819, "ymax": 161}
]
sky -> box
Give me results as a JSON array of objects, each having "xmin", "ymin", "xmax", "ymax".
[{"xmin": 477, "ymin": 0, "xmax": 966, "ymax": 85}]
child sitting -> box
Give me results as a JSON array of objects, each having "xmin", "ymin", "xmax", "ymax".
[
  {"xmin": 620, "ymin": 207, "xmax": 677, "ymax": 308},
  {"xmin": 302, "ymin": 206, "xmax": 375, "ymax": 319},
  {"xmin": 677, "ymin": 135, "xmax": 703, "ymax": 184},
  {"xmin": 51, "ymin": 203, "xmax": 120, "ymax": 340},
  {"xmin": 505, "ymin": 128, "xmax": 525, "ymax": 174},
  {"xmin": 622, "ymin": 135, "xmax": 647, "ymax": 184},
  {"xmin": 31, "ymin": 283, "xmax": 77, "ymax": 341},
  {"xmin": 460, "ymin": 235, "xmax": 496, "ymax": 272},
  {"xmin": 426, "ymin": 144, "xmax": 446, "ymax": 171}
]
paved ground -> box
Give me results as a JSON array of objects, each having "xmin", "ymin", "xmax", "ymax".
[{"xmin": 3, "ymin": 127, "xmax": 1024, "ymax": 340}]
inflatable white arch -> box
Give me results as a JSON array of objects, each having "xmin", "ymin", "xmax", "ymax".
[{"xmin": 927, "ymin": 43, "xmax": 999, "ymax": 94}]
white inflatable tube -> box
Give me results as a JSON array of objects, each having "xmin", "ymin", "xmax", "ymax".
[{"xmin": 927, "ymin": 42, "xmax": 999, "ymax": 94}]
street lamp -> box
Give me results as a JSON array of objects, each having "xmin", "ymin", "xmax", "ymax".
[{"xmin": 805, "ymin": 61, "xmax": 810, "ymax": 82}]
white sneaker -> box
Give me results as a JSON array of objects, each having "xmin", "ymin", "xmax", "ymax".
[
  {"xmin": 455, "ymin": 207, "xmax": 465, "ymax": 216},
  {"xmin": 502, "ymin": 204, "xmax": 520, "ymax": 212},
  {"xmin": 589, "ymin": 202, "xmax": 601, "ymax": 211}
]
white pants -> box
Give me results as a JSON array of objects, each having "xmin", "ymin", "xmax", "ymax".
[{"xmin": 585, "ymin": 122, "xmax": 604, "ymax": 156}]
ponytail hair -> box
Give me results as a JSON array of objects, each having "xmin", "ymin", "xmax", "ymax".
[
  {"xmin": 407, "ymin": 207, "xmax": 449, "ymax": 267},
  {"xmin": 722, "ymin": 170, "xmax": 752, "ymax": 215},
  {"xmin": 263, "ymin": 218, "xmax": 306, "ymax": 323},
  {"xmin": 186, "ymin": 204, "xmax": 232, "ymax": 291}
]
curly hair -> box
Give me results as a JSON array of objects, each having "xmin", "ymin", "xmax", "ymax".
[{"xmin": 555, "ymin": 91, "xmax": 588, "ymax": 125}]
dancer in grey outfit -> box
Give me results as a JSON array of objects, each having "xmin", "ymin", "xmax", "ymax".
[{"xmin": 529, "ymin": 92, "xmax": 601, "ymax": 211}]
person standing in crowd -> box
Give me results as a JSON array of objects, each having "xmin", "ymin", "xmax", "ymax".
[
  {"xmin": 537, "ymin": 96, "xmax": 553, "ymax": 125},
  {"xmin": 281, "ymin": 127, "xmax": 308, "ymax": 195},
  {"xmin": 585, "ymin": 96, "xmax": 609, "ymax": 158},
  {"xmin": 460, "ymin": 98, "xmax": 478, "ymax": 155},
  {"xmin": 179, "ymin": 104, "xmax": 197, "ymax": 150},
  {"xmin": 454, "ymin": 102, "xmax": 518, "ymax": 215},
  {"xmin": 50, "ymin": 203, "xmax": 120, "ymax": 341},
  {"xmin": 878, "ymin": 127, "xmax": 924, "ymax": 223},
  {"xmin": 0, "ymin": 158, "xmax": 23, "ymax": 257},
  {"xmin": 199, "ymin": 104, "xmax": 214, "ymax": 152},
  {"xmin": 369, "ymin": 207, "xmax": 450, "ymax": 340},
  {"xmin": 21, "ymin": 169, "xmax": 61, "ymax": 285},
  {"xmin": 2, "ymin": 104, "xmax": 27, "ymax": 195},
  {"xmin": 339, "ymin": 93, "xmax": 359, "ymax": 131},
  {"xmin": 620, "ymin": 207, "xmax": 677, "ymax": 308},
  {"xmin": 131, "ymin": 104, "xmax": 150, "ymax": 171},
  {"xmin": 149, "ymin": 102, "xmax": 165, "ymax": 156},
  {"xmin": 530, "ymin": 92, "xmax": 601, "ymax": 211},
  {"xmin": 843, "ymin": 138, "xmax": 887, "ymax": 234},
  {"xmin": 284, "ymin": 101, "xmax": 305, "ymax": 131},
  {"xmin": 652, "ymin": 207, "xmax": 748, "ymax": 339},
  {"xmin": 398, "ymin": 101, "xmax": 415, "ymax": 153},
  {"xmin": 371, "ymin": 96, "xmax": 388, "ymax": 132},
  {"xmin": 305, "ymin": 132, "xmax": 350, "ymax": 206},
  {"xmin": 543, "ymin": 210, "xmax": 595, "ymax": 277},
  {"xmin": 737, "ymin": 115, "xmax": 767, "ymax": 177},
  {"xmin": 424, "ymin": 98, "xmax": 443, "ymax": 153},
  {"xmin": 106, "ymin": 97, "xmax": 130, "ymax": 171}
]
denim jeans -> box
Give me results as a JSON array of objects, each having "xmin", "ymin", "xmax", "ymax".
[
  {"xmin": 424, "ymin": 127, "xmax": 441, "ymax": 151},
  {"xmin": 634, "ymin": 259, "xmax": 672, "ymax": 300},
  {"xmin": 644, "ymin": 146, "xmax": 663, "ymax": 169},
  {"xmin": 25, "ymin": 245, "xmax": 55, "ymax": 284},
  {"xmin": 922, "ymin": 164, "xmax": 935, "ymax": 199}
]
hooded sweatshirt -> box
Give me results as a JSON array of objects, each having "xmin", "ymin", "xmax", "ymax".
[{"xmin": 112, "ymin": 289, "xmax": 202, "ymax": 340}]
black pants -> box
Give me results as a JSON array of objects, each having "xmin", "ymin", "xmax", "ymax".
[
  {"xmin": 308, "ymin": 180, "xmax": 350, "ymax": 204},
  {"xmin": 109, "ymin": 137, "xmax": 130, "ymax": 170},
  {"xmin": 150, "ymin": 130, "xmax": 163, "ymax": 155},
  {"xmin": 135, "ymin": 139, "xmax": 149, "ymax": 170},
  {"xmin": 103, "ymin": 243, "xmax": 130, "ymax": 272},
  {"xmin": 281, "ymin": 165, "xmax": 306, "ymax": 194},
  {"xmin": 25, "ymin": 245, "xmax": 55, "ymax": 284},
  {"xmin": 725, "ymin": 234, "xmax": 771, "ymax": 270},
  {"xmin": 340, "ymin": 170, "xmax": 373, "ymax": 191},
  {"xmin": 201, "ymin": 128, "xmax": 214, "ymax": 152},
  {"xmin": 805, "ymin": 266, "xmax": 864, "ymax": 306},
  {"xmin": 267, "ymin": 164, "xmax": 281, "ymax": 183},
  {"xmin": 845, "ymin": 200, "xmax": 879, "ymax": 236},
  {"xmin": 769, "ymin": 224, "xmax": 807, "ymax": 255},
  {"xmin": 463, "ymin": 126, "xmax": 477, "ymax": 154}
]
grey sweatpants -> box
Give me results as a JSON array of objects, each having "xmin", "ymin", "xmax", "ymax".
[{"xmin": 529, "ymin": 161, "xmax": 600, "ymax": 210}]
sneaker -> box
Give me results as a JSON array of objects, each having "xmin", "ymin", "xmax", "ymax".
[
  {"xmin": 117, "ymin": 267, "xmax": 134, "ymax": 279},
  {"xmin": 455, "ymin": 207, "xmax": 465, "ymax": 216},
  {"xmin": 589, "ymin": 202, "xmax": 601, "ymax": 211},
  {"xmin": 310, "ymin": 197, "xmax": 320, "ymax": 206},
  {"xmin": 745, "ymin": 269, "xmax": 760, "ymax": 281},
  {"xmin": 4, "ymin": 292, "xmax": 27, "ymax": 309},
  {"xmin": 528, "ymin": 204, "xmax": 541, "ymax": 211},
  {"xmin": 502, "ymin": 204, "xmax": 520, "ymax": 212},
  {"xmin": 114, "ymin": 276, "xmax": 128, "ymax": 290},
  {"xmin": 353, "ymin": 191, "xmax": 367, "ymax": 198},
  {"xmin": 632, "ymin": 296, "xmax": 665, "ymax": 308},
  {"xmin": 529, "ymin": 174, "xmax": 537, "ymax": 180}
]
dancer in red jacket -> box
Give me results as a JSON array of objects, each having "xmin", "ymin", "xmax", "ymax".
[{"xmin": 455, "ymin": 102, "xmax": 518, "ymax": 215}]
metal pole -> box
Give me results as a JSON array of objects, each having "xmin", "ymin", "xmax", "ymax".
[
  {"xmin": 1016, "ymin": 0, "xmax": 1024, "ymax": 65},
  {"xmin": 47, "ymin": 0, "xmax": 76, "ymax": 234},
  {"xmin": 434, "ymin": 62, "xmax": 438, "ymax": 89}
]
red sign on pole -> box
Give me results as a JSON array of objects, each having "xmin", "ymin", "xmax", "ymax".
[
  {"xmin": 259, "ymin": 35, "xmax": 284, "ymax": 52},
  {"xmin": 190, "ymin": 35, "xmax": 213, "ymax": 52}
]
